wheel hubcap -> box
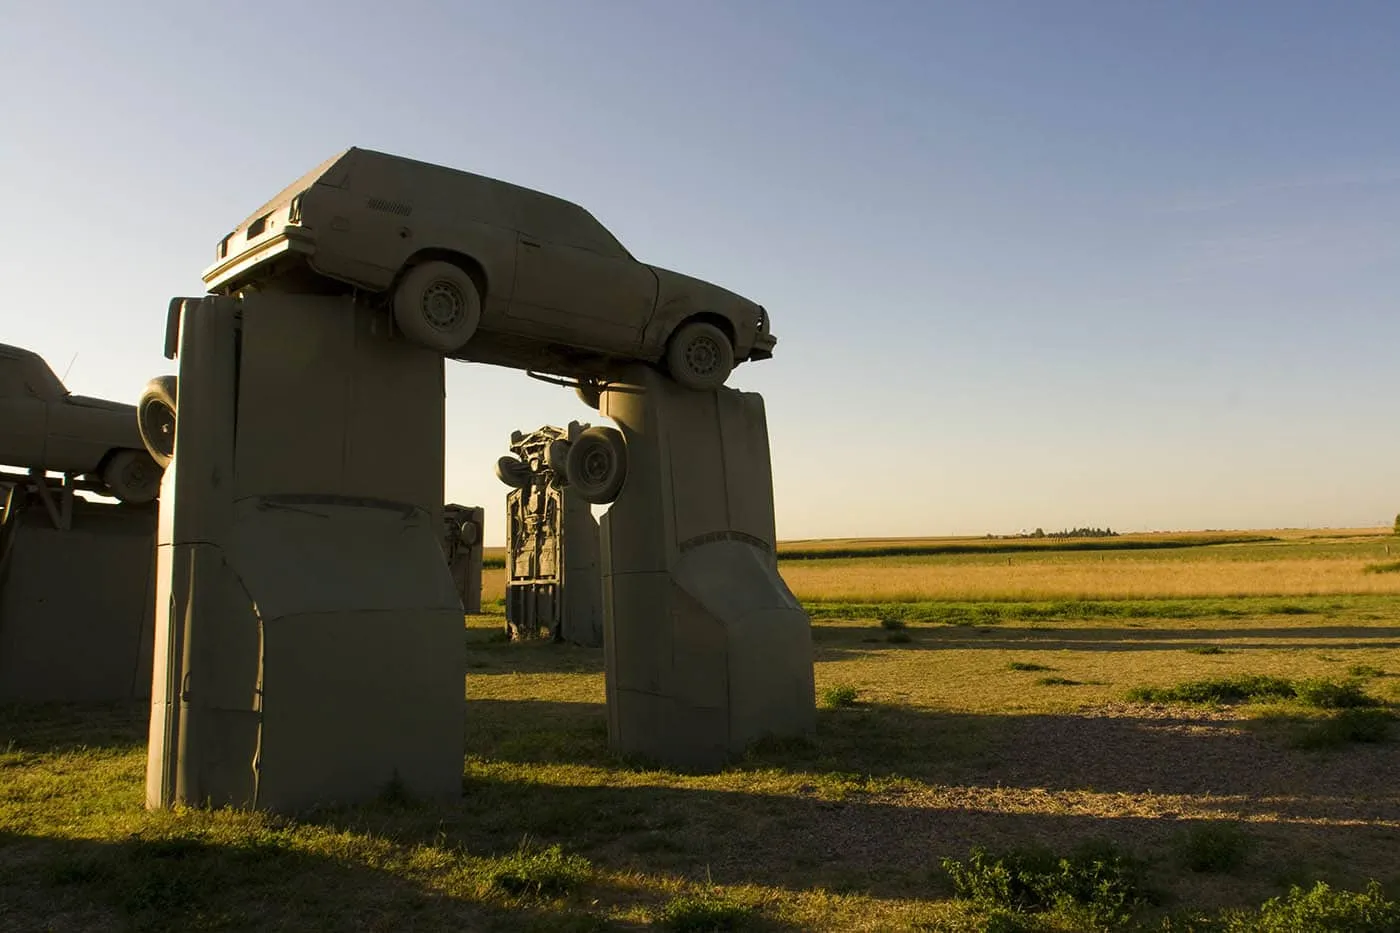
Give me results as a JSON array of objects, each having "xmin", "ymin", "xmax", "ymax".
[
  {"xmin": 685, "ymin": 336, "xmax": 719, "ymax": 375},
  {"xmin": 422, "ymin": 281, "xmax": 464, "ymax": 329},
  {"xmin": 581, "ymin": 446, "xmax": 611, "ymax": 485}
]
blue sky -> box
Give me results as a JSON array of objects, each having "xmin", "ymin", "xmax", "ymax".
[{"xmin": 4, "ymin": 1, "xmax": 1398, "ymax": 543}]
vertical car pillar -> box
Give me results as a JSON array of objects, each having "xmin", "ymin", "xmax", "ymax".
[
  {"xmin": 599, "ymin": 365, "xmax": 815, "ymax": 769},
  {"xmin": 146, "ymin": 293, "xmax": 465, "ymax": 812}
]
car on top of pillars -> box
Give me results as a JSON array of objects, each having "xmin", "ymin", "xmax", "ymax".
[
  {"xmin": 200, "ymin": 147, "xmax": 776, "ymax": 391},
  {"xmin": 0, "ymin": 344, "xmax": 162, "ymax": 504}
]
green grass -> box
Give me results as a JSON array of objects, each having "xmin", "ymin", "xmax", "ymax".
[
  {"xmin": 659, "ymin": 892, "xmax": 754, "ymax": 931},
  {"xmin": 819, "ymin": 684, "xmax": 859, "ymax": 708},
  {"xmin": 6, "ymin": 566, "xmax": 1400, "ymax": 932},
  {"xmin": 1175, "ymin": 822, "xmax": 1253, "ymax": 874},
  {"xmin": 941, "ymin": 841, "xmax": 1148, "ymax": 928},
  {"xmin": 1221, "ymin": 880, "xmax": 1400, "ymax": 932},
  {"xmin": 1127, "ymin": 675, "xmax": 1300, "ymax": 705},
  {"xmin": 1362, "ymin": 560, "xmax": 1400, "ymax": 574}
]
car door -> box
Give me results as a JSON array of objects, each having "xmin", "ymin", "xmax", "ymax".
[
  {"xmin": 505, "ymin": 198, "xmax": 657, "ymax": 352},
  {"xmin": 0, "ymin": 355, "xmax": 50, "ymax": 469}
]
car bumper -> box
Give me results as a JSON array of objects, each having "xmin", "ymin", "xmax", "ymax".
[
  {"xmin": 749, "ymin": 331, "xmax": 776, "ymax": 360},
  {"xmin": 202, "ymin": 224, "xmax": 316, "ymax": 292}
]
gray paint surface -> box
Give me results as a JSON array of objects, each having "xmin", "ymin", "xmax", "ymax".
[
  {"xmin": 145, "ymin": 293, "xmax": 466, "ymax": 813},
  {"xmin": 0, "ymin": 482, "xmax": 156, "ymax": 701},
  {"xmin": 599, "ymin": 365, "xmax": 816, "ymax": 769}
]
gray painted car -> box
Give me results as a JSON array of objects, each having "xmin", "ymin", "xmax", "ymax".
[
  {"xmin": 0, "ymin": 344, "xmax": 161, "ymax": 503},
  {"xmin": 202, "ymin": 148, "xmax": 775, "ymax": 389}
]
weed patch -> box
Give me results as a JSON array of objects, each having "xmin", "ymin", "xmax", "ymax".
[
  {"xmin": 1127, "ymin": 675, "xmax": 1298, "ymax": 705},
  {"xmin": 1348, "ymin": 665, "xmax": 1387, "ymax": 679},
  {"xmin": 820, "ymin": 684, "xmax": 859, "ymax": 709},
  {"xmin": 1008, "ymin": 662, "xmax": 1053, "ymax": 672},
  {"xmin": 1037, "ymin": 677, "xmax": 1082, "ymax": 687},
  {"xmin": 1294, "ymin": 679, "xmax": 1378, "ymax": 709},
  {"xmin": 1220, "ymin": 880, "xmax": 1400, "ymax": 931},
  {"xmin": 489, "ymin": 842, "xmax": 591, "ymax": 897},
  {"xmin": 880, "ymin": 617, "xmax": 907, "ymax": 631},
  {"xmin": 1362, "ymin": 561, "xmax": 1400, "ymax": 574},
  {"xmin": 1187, "ymin": 646, "xmax": 1227, "ymax": 655},
  {"xmin": 1291, "ymin": 709, "xmax": 1395, "ymax": 750},
  {"xmin": 942, "ymin": 841, "xmax": 1147, "ymax": 928}
]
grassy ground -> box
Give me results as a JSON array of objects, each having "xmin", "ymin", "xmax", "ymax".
[{"xmin": 4, "ymin": 531, "xmax": 1400, "ymax": 931}]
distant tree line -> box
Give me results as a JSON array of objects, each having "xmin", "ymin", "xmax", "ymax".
[{"xmin": 989, "ymin": 527, "xmax": 1120, "ymax": 540}]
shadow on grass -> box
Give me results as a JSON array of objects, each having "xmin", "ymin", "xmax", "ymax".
[
  {"xmin": 810, "ymin": 623, "xmax": 1400, "ymax": 657},
  {"xmin": 463, "ymin": 698, "xmax": 1400, "ymax": 823},
  {"xmin": 0, "ymin": 830, "xmax": 647, "ymax": 933}
]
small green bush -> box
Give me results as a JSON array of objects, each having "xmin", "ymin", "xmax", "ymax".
[
  {"xmin": 1037, "ymin": 677, "xmax": 1082, "ymax": 686},
  {"xmin": 1347, "ymin": 665, "xmax": 1386, "ymax": 679},
  {"xmin": 942, "ymin": 841, "xmax": 1146, "ymax": 928},
  {"xmin": 1176, "ymin": 822, "xmax": 1252, "ymax": 874},
  {"xmin": 1362, "ymin": 560, "xmax": 1400, "ymax": 574},
  {"xmin": 1127, "ymin": 675, "xmax": 1297, "ymax": 705},
  {"xmin": 1295, "ymin": 679, "xmax": 1377, "ymax": 709},
  {"xmin": 660, "ymin": 892, "xmax": 752, "ymax": 931},
  {"xmin": 880, "ymin": 617, "xmax": 907, "ymax": 631},
  {"xmin": 1187, "ymin": 646, "xmax": 1227, "ymax": 655},
  {"xmin": 489, "ymin": 842, "xmax": 592, "ymax": 897},
  {"xmin": 820, "ymin": 684, "xmax": 859, "ymax": 709},
  {"xmin": 1222, "ymin": 880, "xmax": 1400, "ymax": 932},
  {"xmin": 1292, "ymin": 709, "xmax": 1394, "ymax": 749},
  {"xmin": 1008, "ymin": 661, "xmax": 1052, "ymax": 672}
]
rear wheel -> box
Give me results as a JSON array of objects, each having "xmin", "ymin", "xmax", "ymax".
[
  {"xmin": 102, "ymin": 449, "xmax": 161, "ymax": 504},
  {"xmin": 137, "ymin": 375, "xmax": 178, "ymax": 468},
  {"xmin": 666, "ymin": 320, "xmax": 734, "ymax": 390},
  {"xmin": 392, "ymin": 260, "xmax": 482, "ymax": 352}
]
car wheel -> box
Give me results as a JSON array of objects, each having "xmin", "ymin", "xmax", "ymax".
[
  {"xmin": 564, "ymin": 426, "xmax": 627, "ymax": 504},
  {"xmin": 102, "ymin": 449, "xmax": 161, "ymax": 504},
  {"xmin": 392, "ymin": 260, "xmax": 482, "ymax": 352},
  {"xmin": 545, "ymin": 439, "xmax": 572, "ymax": 484},
  {"xmin": 457, "ymin": 519, "xmax": 479, "ymax": 547},
  {"xmin": 495, "ymin": 455, "xmax": 532, "ymax": 489},
  {"xmin": 666, "ymin": 320, "xmax": 734, "ymax": 390},
  {"xmin": 137, "ymin": 375, "xmax": 178, "ymax": 468}
]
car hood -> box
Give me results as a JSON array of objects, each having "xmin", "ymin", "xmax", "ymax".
[
  {"xmin": 648, "ymin": 265, "xmax": 760, "ymax": 318},
  {"xmin": 67, "ymin": 394, "xmax": 137, "ymax": 414}
]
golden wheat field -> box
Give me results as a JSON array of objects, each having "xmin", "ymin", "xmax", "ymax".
[{"xmin": 481, "ymin": 528, "xmax": 1400, "ymax": 603}]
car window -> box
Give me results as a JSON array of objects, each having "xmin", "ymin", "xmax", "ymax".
[{"xmin": 510, "ymin": 191, "xmax": 630, "ymax": 259}]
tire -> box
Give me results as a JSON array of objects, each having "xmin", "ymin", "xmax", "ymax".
[
  {"xmin": 665, "ymin": 320, "xmax": 734, "ymax": 390},
  {"xmin": 545, "ymin": 439, "xmax": 572, "ymax": 484},
  {"xmin": 392, "ymin": 260, "xmax": 482, "ymax": 352},
  {"xmin": 495, "ymin": 455, "xmax": 532, "ymax": 489},
  {"xmin": 137, "ymin": 375, "xmax": 178, "ymax": 468},
  {"xmin": 565, "ymin": 426, "xmax": 627, "ymax": 504},
  {"xmin": 101, "ymin": 449, "xmax": 161, "ymax": 504},
  {"xmin": 457, "ymin": 520, "xmax": 479, "ymax": 547}
]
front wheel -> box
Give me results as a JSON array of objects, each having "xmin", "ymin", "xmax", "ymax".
[
  {"xmin": 392, "ymin": 260, "xmax": 482, "ymax": 352},
  {"xmin": 137, "ymin": 375, "xmax": 178, "ymax": 468},
  {"xmin": 666, "ymin": 320, "xmax": 734, "ymax": 390},
  {"xmin": 101, "ymin": 449, "xmax": 161, "ymax": 504},
  {"xmin": 565, "ymin": 426, "xmax": 627, "ymax": 504}
]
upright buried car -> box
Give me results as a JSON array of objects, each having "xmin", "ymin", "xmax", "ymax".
[
  {"xmin": 201, "ymin": 148, "xmax": 775, "ymax": 389},
  {"xmin": 0, "ymin": 344, "xmax": 162, "ymax": 503}
]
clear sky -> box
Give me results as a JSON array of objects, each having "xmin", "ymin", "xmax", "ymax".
[{"xmin": 4, "ymin": 1, "xmax": 1398, "ymax": 544}]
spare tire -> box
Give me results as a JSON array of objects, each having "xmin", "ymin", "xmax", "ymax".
[
  {"xmin": 137, "ymin": 375, "xmax": 178, "ymax": 468},
  {"xmin": 495, "ymin": 455, "xmax": 532, "ymax": 489},
  {"xmin": 565, "ymin": 426, "xmax": 627, "ymax": 504},
  {"xmin": 102, "ymin": 449, "xmax": 161, "ymax": 504}
]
